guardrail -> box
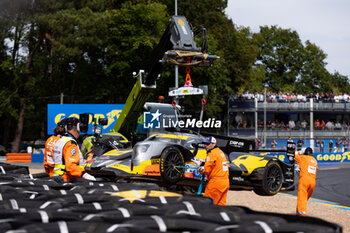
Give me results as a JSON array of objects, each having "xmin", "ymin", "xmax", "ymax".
[
  {"xmin": 257, "ymin": 130, "xmax": 350, "ymax": 138},
  {"xmin": 256, "ymin": 102, "xmax": 350, "ymax": 111}
]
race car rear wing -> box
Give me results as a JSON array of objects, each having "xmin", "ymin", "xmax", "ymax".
[
  {"xmin": 202, "ymin": 134, "xmax": 296, "ymax": 164},
  {"xmin": 201, "ymin": 133, "xmax": 255, "ymax": 152}
]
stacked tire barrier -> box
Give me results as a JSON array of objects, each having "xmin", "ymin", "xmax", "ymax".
[{"xmin": 0, "ymin": 162, "xmax": 342, "ymax": 233}]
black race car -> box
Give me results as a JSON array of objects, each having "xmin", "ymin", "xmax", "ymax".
[{"xmin": 85, "ymin": 129, "xmax": 296, "ymax": 196}]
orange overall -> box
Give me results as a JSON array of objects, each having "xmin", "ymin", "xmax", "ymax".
[
  {"xmin": 295, "ymin": 152, "xmax": 318, "ymax": 215},
  {"xmin": 203, "ymin": 147, "xmax": 229, "ymax": 205},
  {"xmin": 44, "ymin": 135, "xmax": 61, "ymax": 177}
]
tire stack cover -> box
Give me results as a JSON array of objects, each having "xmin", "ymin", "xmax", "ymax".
[{"xmin": 0, "ymin": 163, "xmax": 342, "ymax": 233}]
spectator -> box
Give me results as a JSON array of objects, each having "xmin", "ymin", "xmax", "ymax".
[
  {"xmin": 229, "ymin": 91, "xmax": 350, "ymax": 103},
  {"xmin": 315, "ymin": 93, "xmax": 320, "ymax": 103},
  {"xmin": 335, "ymin": 121, "xmax": 342, "ymax": 130},
  {"xmin": 346, "ymin": 121, "xmax": 350, "ymax": 131},
  {"xmin": 314, "ymin": 119, "xmax": 320, "ymax": 130},
  {"xmin": 295, "ymin": 121, "xmax": 301, "ymax": 130},
  {"xmin": 271, "ymin": 120, "xmax": 276, "ymax": 129},
  {"xmin": 320, "ymin": 140, "xmax": 325, "ymax": 153},
  {"xmin": 336, "ymin": 137, "xmax": 342, "ymax": 152},
  {"xmin": 278, "ymin": 93, "xmax": 284, "ymax": 102},
  {"xmin": 280, "ymin": 121, "xmax": 287, "ymax": 130},
  {"xmin": 255, "ymin": 138, "xmax": 262, "ymax": 149},
  {"xmin": 334, "ymin": 95, "xmax": 339, "ymax": 103},
  {"xmin": 288, "ymin": 119, "xmax": 295, "ymax": 130},
  {"xmin": 286, "ymin": 93, "xmax": 291, "ymax": 103},
  {"xmin": 301, "ymin": 120, "xmax": 308, "ymax": 130},
  {"xmin": 271, "ymin": 140, "xmax": 277, "ymax": 149},
  {"xmin": 275, "ymin": 120, "xmax": 281, "ymax": 128},
  {"xmin": 321, "ymin": 120, "xmax": 326, "ymax": 130},
  {"xmin": 297, "ymin": 93, "xmax": 303, "ymax": 102},
  {"xmin": 270, "ymin": 93, "xmax": 277, "ymax": 103},
  {"xmin": 291, "ymin": 93, "xmax": 297, "ymax": 102},
  {"xmin": 297, "ymin": 137, "xmax": 304, "ymax": 151},
  {"xmin": 236, "ymin": 119, "xmax": 242, "ymax": 128},
  {"xmin": 319, "ymin": 93, "xmax": 324, "ymax": 103},
  {"xmin": 314, "ymin": 137, "xmax": 320, "ymax": 153},
  {"xmin": 325, "ymin": 121, "xmax": 334, "ymax": 130},
  {"xmin": 342, "ymin": 121, "xmax": 348, "ymax": 131},
  {"xmin": 343, "ymin": 139, "xmax": 349, "ymax": 152},
  {"xmin": 267, "ymin": 121, "xmax": 272, "ymax": 129},
  {"xmin": 338, "ymin": 93, "xmax": 344, "ymax": 103},
  {"xmin": 328, "ymin": 140, "xmax": 333, "ymax": 153}
]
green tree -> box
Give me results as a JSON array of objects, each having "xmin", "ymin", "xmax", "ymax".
[
  {"xmin": 295, "ymin": 41, "xmax": 332, "ymax": 94},
  {"xmin": 328, "ymin": 71, "xmax": 350, "ymax": 93},
  {"xmin": 106, "ymin": 2, "xmax": 169, "ymax": 103},
  {"xmin": 254, "ymin": 26, "xmax": 304, "ymax": 91}
]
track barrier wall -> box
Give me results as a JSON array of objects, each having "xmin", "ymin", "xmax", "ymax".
[
  {"xmin": 5, "ymin": 152, "xmax": 349, "ymax": 165},
  {"xmin": 5, "ymin": 153, "xmax": 44, "ymax": 163}
]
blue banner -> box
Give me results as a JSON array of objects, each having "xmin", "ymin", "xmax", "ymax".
[
  {"xmin": 257, "ymin": 152, "xmax": 350, "ymax": 164},
  {"xmin": 47, "ymin": 104, "xmax": 124, "ymax": 135},
  {"xmin": 314, "ymin": 152, "xmax": 350, "ymax": 163}
]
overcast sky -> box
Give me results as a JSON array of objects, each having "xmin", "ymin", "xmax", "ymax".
[{"xmin": 225, "ymin": 0, "xmax": 350, "ymax": 77}]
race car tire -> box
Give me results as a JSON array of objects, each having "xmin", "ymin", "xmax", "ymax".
[
  {"xmin": 253, "ymin": 160, "xmax": 283, "ymax": 196},
  {"xmin": 160, "ymin": 146, "xmax": 185, "ymax": 184}
]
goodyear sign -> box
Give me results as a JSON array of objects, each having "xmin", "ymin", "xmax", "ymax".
[
  {"xmin": 315, "ymin": 152, "xmax": 350, "ymax": 163},
  {"xmin": 260, "ymin": 152, "xmax": 350, "ymax": 164},
  {"xmin": 47, "ymin": 104, "xmax": 124, "ymax": 135}
]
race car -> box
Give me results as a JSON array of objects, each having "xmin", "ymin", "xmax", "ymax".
[{"xmin": 85, "ymin": 129, "xmax": 296, "ymax": 196}]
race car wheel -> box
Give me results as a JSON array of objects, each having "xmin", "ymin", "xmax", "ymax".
[
  {"xmin": 160, "ymin": 146, "xmax": 185, "ymax": 184},
  {"xmin": 254, "ymin": 160, "xmax": 283, "ymax": 196}
]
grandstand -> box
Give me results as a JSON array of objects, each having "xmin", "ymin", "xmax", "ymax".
[{"xmin": 227, "ymin": 92, "xmax": 350, "ymax": 151}]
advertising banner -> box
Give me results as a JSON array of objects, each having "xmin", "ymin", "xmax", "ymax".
[
  {"xmin": 314, "ymin": 152, "xmax": 350, "ymax": 163},
  {"xmin": 47, "ymin": 104, "xmax": 124, "ymax": 135},
  {"xmin": 260, "ymin": 152, "xmax": 350, "ymax": 163},
  {"xmin": 259, "ymin": 152, "xmax": 350, "ymax": 164}
]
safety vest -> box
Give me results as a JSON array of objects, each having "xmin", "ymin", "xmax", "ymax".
[
  {"xmin": 53, "ymin": 136, "xmax": 84, "ymax": 176},
  {"xmin": 44, "ymin": 135, "xmax": 61, "ymax": 168}
]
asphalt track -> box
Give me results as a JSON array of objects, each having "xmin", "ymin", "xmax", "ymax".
[{"xmin": 286, "ymin": 163, "xmax": 350, "ymax": 209}]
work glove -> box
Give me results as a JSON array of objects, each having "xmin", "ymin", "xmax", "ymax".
[
  {"xmin": 82, "ymin": 172, "xmax": 96, "ymax": 181},
  {"xmin": 191, "ymin": 158, "xmax": 202, "ymax": 167},
  {"xmin": 198, "ymin": 166, "xmax": 205, "ymax": 174}
]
